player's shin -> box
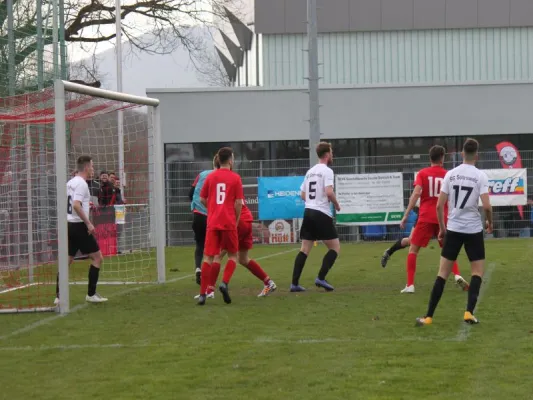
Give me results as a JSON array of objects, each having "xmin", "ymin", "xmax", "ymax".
[
  {"xmin": 200, "ymin": 262, "xmax": 212, "ymax": 295},
  {"xmin": 388, "ymin": 239, "xmax": 405, "ymax": 255},
  {"xmin": 88, "ymin": 265, "xmax": 100, "ymax": 297},
  {"xmin": 426, "ymin": 276, "xmax": 446, "ymax": 318},
  {"xmin": 194, "ymin": 245, "xmax": 203, "ymax": 271},
  {"xmin": 222, "ymin": 259, "xmax": 237, "ymax": 284},
  {"xmin": 292, "ymin": 252, "xmax": 308, "ymax": 286},
  {"xmin": 245, "ymin": 259, "xmax": 269, "ymax": 284},
  {"xmin": 466, "ymin": 275, "xmax": 482, "ymax": 313},
  {"xmin": 407, "ymin": 253, "xmax": 417, "ymax": 286},
  {"xmin": 210, "ymin": 262, "xmax": 221, "ymax": 289},
  {"xmin": 317, "ymin": 250, "xmax": 338, "ymax": 280}
]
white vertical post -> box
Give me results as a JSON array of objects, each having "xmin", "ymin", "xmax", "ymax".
[
  {"xmin": 25, "ymin": 125, "xmax": 34, "ymax": 282},
  {"xmin": 307, "ymin": 0, "xmax": 321, "ymax": 166},
  {"xmin": 116, "ymin": 0, "xmax": 125, "ymax": 191},
  {"xmin": 52, "ymin": 0, "xmax": 59, "ymax": 79},
  {"xmin": 54, "ymin": 80, "xmax": 69, "ymax": 314},
  {"xmin": 152, "ymin": 106, "xmax": 165, "ymax": 283}
]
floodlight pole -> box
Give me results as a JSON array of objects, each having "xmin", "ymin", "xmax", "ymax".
[
  {"xmin": 307, "ymin": 0, "xmax": 321, "ymax": 167},
  {"xmin": 116, "ymin": 0, "xmax": 125, "ymax": 192}
]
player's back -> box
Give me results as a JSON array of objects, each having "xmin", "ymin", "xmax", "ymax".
[
  {"xmin": 67, "ymin": 175, "xmax": 90, "ymax": 223},
  {"xmin": 301, "ymin": 163, "xmax": 334, "ymax": 217},
  {"xmin": 191, "ymin": 170, "xmax": 213, "ymax": 215},
  {"xmin": 416, "ymin": 165, "xmax": 447, "ymax": 224},
  {"xmin": 444, "ymin": 164, "xmax": 488, "ymax": 234},
  {"xmin": 202, "ymin": 168, "xmax": 244, "ymax": 230}
]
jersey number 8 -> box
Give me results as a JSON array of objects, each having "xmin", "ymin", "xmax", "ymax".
[
  {"xmin": 216, "ymin": 183, "xmax": 226, "ymax": 205},
  {"xmin": 67, "ymin": 195, "xmax": 73, "ymax": 214}
]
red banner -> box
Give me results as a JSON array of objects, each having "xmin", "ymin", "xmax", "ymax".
[{"xmin": 495, "ymin": 142, "xmax": 524, "ymax": 219}]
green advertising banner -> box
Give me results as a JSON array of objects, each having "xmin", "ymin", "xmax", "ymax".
[{"xmin": 335, "ymin": 173, "xmax": 404, "ymax": 226}]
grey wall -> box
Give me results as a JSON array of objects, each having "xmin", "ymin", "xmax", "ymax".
[
  {"xmin": 148, "ymin": 82, "xmax": 533, "ymax": 144},
  {"xmin": 255, "ymin": 0, "xmax": 533, "ymax": 34}
]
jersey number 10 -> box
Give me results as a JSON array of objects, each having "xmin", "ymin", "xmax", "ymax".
[
  {"xmin": 428, "ymin": 176, "xmax": 443, "ymax": 197},
  {"xmin": 216, "ymin": 183, "xmax": 226, "ymax": 205}
]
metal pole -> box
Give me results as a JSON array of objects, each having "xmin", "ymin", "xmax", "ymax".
[
  {"xmin": 37, "ymin": 0, "xmax": 45, "ymax": 263},
  {"xmin": 116, "ymin": 0, "xmax": 125, "ymax": 193},
  {"xmin": 25, "ymin": 125, "xmax": 34, "ymax": 282},
  {"xmin": 307, "ymin": 0, "xmax": 321, "ymax": 166},
  {"xmin": 153, "ymin": 106, "xmax": 166, "ymax": 283},
  {"xmin": 7, "ymin": 0, "xmax": 15, "ymax": 95},
  {"xmin": 52, "ymin": 0, "xmax": 59, "ymax": 79},
  {"xmin": 54, "ymin": 80, "xmax": 69, "ymax": 314},
  {"xmin": 59, "ymin": 0, "xmax": 67, "ymax": 80}
]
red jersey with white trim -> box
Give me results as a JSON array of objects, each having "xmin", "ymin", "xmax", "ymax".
[
  {"xmin": 240, "ymin": 202, "xmax": 253, "ymax": 223},
  {"xmin": 200, "ymin": 168, "xmax": 244, "ymax": 230},
  {"xmin": 414, "ymin": 166, "xmax": 448, "ymax": 224}
]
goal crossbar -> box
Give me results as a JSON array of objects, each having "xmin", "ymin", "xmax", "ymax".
[{"xmin": 54, "ymin": 80, "xmax": 166, "ymax": 315}]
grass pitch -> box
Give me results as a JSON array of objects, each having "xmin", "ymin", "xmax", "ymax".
[{"xmin": 0, "ymin": 239, "xmax": 532, "ymax": 400}]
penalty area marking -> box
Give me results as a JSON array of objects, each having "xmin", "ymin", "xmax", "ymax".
[
  {"xmin": 455, "ymin": 262, "xmax": 496, "ymax": 342},
  {"xmin": 0, "ymin": 247, "xmax": 299, "ymax": 341}
]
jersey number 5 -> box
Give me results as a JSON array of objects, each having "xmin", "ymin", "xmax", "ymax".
[
  {"xmin": 428, "ymin": 176, "xmax": 443, "ymax": 197},
  {"xmin": 216, "ymin": 183, "xmax": 226, "ymax": 205},
  {"xmin": 67, "ymin": 195, "xmax": 73, "ymax": 214},
  {"xmin": 308, "ymin": 181, "xmax": 317, "ymax": 200}
]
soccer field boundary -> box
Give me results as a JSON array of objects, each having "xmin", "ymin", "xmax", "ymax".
[
  {"xmin": 0, "ymin": 247, "xmax": 299, "ymax": 341},
  {"xmin": 455, "ymin": 262, "xmax": 496, "ymax": 342}
]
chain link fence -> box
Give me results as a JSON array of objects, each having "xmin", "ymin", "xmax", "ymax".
[{"xmin": 166, "ymin": 150, "xmax": 533, "ymax": 246}]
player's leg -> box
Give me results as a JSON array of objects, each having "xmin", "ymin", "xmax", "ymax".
[
  {"xmin": 416, "ymin": 231, "xmax": 463, "ymax": 326},
  {"xmin": 438, "ymin": 237, "xmax": 469, "ymax": 291},
  {"xmin": 218, "ymin": 230, "xmax": 239, "ymax": 304},
  {"xmin": 55, "ymin": 256, "xmax": 75, "ymax": 305},
  {"xmin": 192, "ymin": 213, "xmax": 207, "ymax": 285},
  {"xmin": 404, "ymin": 223, "xmax": 433, "ymax": 293},
  {"xmin": 197, "ymin": 230, "xmax": 220, "ymax": 305},
  {"xmin": 86, "ymin": 250, "xmax": 106, "ymax": 303},
  {"xmin": 381, "ymin": 236, "xmax": 411, "ymax": 268},
  {"xmin": 291, "ymin": 210, "xmax": 315, "ymax": 292},
  {"xmin": 314, "ymin": 213, "xmax": 340, "ymax": 291},
  {"xmin": 194, "ymin": 250, "xmax": 220, "ymax": 300},
  {"xmin": 463, "ymin": 232, "xmax": 485, "ymax": 324}
]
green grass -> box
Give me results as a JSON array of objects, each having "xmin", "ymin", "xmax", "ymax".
[{"xmin": 0, "ymin": 240, "xmax": 532, "ymax": 400}]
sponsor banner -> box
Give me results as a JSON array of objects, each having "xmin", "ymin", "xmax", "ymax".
[
  {"xmin": 268, "ymin": 219, "xmax": 294, "ymax": 244},
  {"xmin": 496, "ymin": 141, "xmax": 524, "ymax": 218},
  {"xmin": 114, "ymin": 205, "xmax": 126, "ymax": 225},
  {"xmin": 335, "ymin": 173, "xmax": 404, "ymax": 225},
  {"xmin": 482, "ymin": 168, "xmax": 527, "ymax": 206},
  {"xmin": 258, "ymin": 176, "xmax": 305, "ymax": 220}
]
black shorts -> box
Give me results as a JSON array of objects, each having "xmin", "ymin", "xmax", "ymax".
[
  {"xmin": 300, "ymin": 208, "xmax": 338, "ymax": 241},
  {"xmin": 68, "ymin": 222, "xmax": 100, "ymax": 257},
  {"xmin": 441, "ymin": 230, "xmax": 485, "ymax": 262},
  {"xmin": 192, "ymin": 212, "xmax": 207, "ymax": 245}
]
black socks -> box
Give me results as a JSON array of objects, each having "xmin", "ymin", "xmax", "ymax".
[
  {"xmin": 292, "ymin": 252, "xmax": 308, "ymax": 286},
  {"xmin": 88, "ymin": 265, "xmax": 100, "ymax": 297},
  {"xmin": 318, "ymin": 250, "xmax": 338, "ymax": 280},
  {"xmin": 426, "ymin": 276, "xmax": 446, "ymax": 318},
  {"xmin": 388, "ymin": 239, "xmax": 406, "ymax": 255},
  {"xmin": 467, "ymin": 275, "xmax": 482, "ymax": 313}
]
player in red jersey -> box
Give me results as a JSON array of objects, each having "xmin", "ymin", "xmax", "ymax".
[
  {"xmin": 200, "ymin": 156, "xmax": 277, "ymax": 300},
  {"xmin": 398, "ymin": 145, "xmax": 469, "ymax": 293},
  {"xmin": 198, "ymin": 147, "xmax": 243, "ymax": 305}
]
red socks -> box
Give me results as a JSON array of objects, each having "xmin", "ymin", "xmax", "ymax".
[
  {"xmin": 246, "ymin": 259, "xmax": 270, "ymax": 285},
  {"xmin": 209, "ymin": 262, "xmax": 221, "ymax": 291},
  {"xmin": 222, "ymin": 260, "xmax": 237, "ymax": 284},
  {"xmin": 200, "ymin": 262, "xmax": 211, "ymax": 295},
  {"xmin": 407, "ymin": 253, "xmax": 417, "ymax": 286},
  {"xmin": 452, "ymin": 261, "xmax": 460, "ymax": 276}
]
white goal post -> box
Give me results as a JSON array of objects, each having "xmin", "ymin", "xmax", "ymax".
[{"xmin": 54, "ymin": 80, "xmax": 166, "ymax": 314}]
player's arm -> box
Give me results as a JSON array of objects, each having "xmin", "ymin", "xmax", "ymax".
[
  {"xmin": 479, "ymin": 173, "xmax": 493, "ymax": 232},
  {"xmin": 73, "ymin": 189, "xmax": 94, "ymax": 233},
  {"xmin": 199, "ymin": 175, "xmax": 210, "ymax": 207},
  {"xmin": 234, "ymin": 176, "xmax": 244, "ymax": 224},
  {"xmin": 325, "ymin": 169, "xmax": 340, "ymax": 211},
  {"xmin": 403, "ymin": 185, "xmax": 422, "ymax": 219},
  {"xmin": 300, "ymin": 181, "xmax": 306, "ymax": 200},
  {"xmin": 437, "ymin": 173, "xmax": 450, "ymax": 233}
]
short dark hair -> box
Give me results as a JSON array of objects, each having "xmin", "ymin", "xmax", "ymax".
[
  {"xmin": 217, "ymin": 147, "xmax": 233, "ymax": 165},
  {"xmin": 316, "ymin": 142, "xmax": 332, "ymax": 159},
  {"xmin": 429, "ymin": 145, "xmax": 445, "ymax": 163},
  {"xmin": 77, "ymin": 155, "xmax": 92, "ymax": 172},
  {"xmin": 100, "ymin": 170, "xmax": 108, "ymax": 176},
  {"xmin": 213, "ymin": 154, "xmax": 220, "ymax": 169},
  {"xmin": 463, "ymin": 138, "xmax": 479, "ymax": 156},
  {"xmin": 109, "ymin": 172, "xmax": 116, "ymax": 177}
]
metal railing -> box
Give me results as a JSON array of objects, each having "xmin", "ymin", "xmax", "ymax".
[{"xmin": 166, "ymin": 150, "xmax": 533, "ymax": 245}]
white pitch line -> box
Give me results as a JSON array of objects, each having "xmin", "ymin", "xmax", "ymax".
[
  {"xmin": 455, "ymin": 262, "xmax": 496, "ymax": 342},
  {"xmin": 0, "ymin": 247, "xmax": 298, "ymax": 341}
]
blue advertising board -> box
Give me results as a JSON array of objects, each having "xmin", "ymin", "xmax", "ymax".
[{"xmin": 258, "ymin": 176, "xmax": 305, "ymax": 220}]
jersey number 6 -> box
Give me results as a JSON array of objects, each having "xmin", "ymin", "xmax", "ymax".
[
  {"xmin": 216, "ymin": 183, "xmax": 226, "ymax": 205},
  {"xmin": 67, "ymin": 195, "xmax": 73, "ymax": 214}
]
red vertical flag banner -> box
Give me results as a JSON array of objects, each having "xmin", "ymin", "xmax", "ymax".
[{"xmin": 496, "ymin": 142, "xmax": 524, "ymax": 219}]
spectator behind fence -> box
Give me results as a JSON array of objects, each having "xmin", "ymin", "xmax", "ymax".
[
  {"xmin": 108, "ymin": 172, "xmax": 124, "ymax": 205},
  {"xmin": 98, "ymin": 171, "xmax": 114, "ymax": 206}
]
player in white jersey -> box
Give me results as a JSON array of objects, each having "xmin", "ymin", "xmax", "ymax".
[
  {"xmin": 291, "ymin": 142, "xmax": 341, "ymax": 292},
  {"xmin": 416, "ymin": 139, "xmax": 492, "ymax": 326},
  {"xmin": 55, "ymin": 155, "xmax": 108, "ymax": 305}
]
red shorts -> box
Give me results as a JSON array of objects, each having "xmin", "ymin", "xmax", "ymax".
[
  {"xmin": 238, "ymin": 221, "xmax": 253, "ymax": 251},
  {"xmin": 204, "ymin": 229, "xmax": 238, "ymax": 256},
  {"xmin": 410, "ymin": 221, "xmax": 440, "ymax": 248}
]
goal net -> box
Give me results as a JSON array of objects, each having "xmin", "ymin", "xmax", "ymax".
[{"xmin": 0, "ymin": 81, "xmax": 165, "ymax": 314}]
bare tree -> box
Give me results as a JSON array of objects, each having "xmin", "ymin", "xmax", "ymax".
[
  {"xmin": 195, "ymin": 46, "xmax": 232, "ymax": 86},
  {"xmin": 0, "ymin": 0, "xmax": 241, "ymax": 94}
]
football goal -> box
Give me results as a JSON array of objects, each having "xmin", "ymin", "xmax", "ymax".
[{"xmin": 0, "ymin": 80, "xmax": 165, "ymax": 314}]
